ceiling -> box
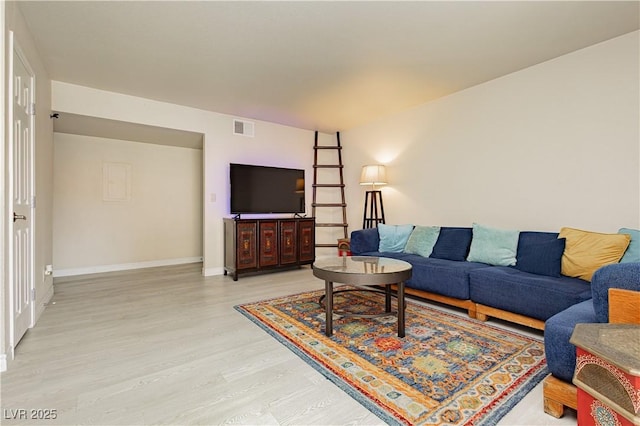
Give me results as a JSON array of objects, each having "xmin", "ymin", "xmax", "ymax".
[{"xmin": 18, "ymin": 1, "xmax": 640, "ymax": 134}]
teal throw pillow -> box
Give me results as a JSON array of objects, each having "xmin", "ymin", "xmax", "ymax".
[
  {"xmin": 619, "ymin": 228, "xmax": 640, "ymax": 263},
  {"xmin": 378, "ymin": 224, "xmax": 414, "ymax": 253},
  {"xmin": 404, "ymin": 226, "xmax": 441, "ymax": 257},
  {"xmin": 467, "ymin": 223, "xmax": 519, "ymax": 266}
]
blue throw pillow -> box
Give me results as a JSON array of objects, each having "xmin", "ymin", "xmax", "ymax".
[
  {"xmin": 404, "ymin": 226, "xmax": 441, "ymax": 257},
  {"xmin": 430, "ymin": 227, "xmax": 473, "ymax": 261},
  {"xmin": 619, "ymin": 228, "xmax": 640, "ymax": 263},
  {"xmin": 515, "ymin": 238, "xmax": 566, "ymax": 277},
  {"xmin": 467, "ymin": 223, "xmax": 519, "ymax": 266},
  {"xmin": 349, "ymin": 228, "xmax": 380, "ymax": 255},
  {"xmin": 378, "ymin": 224, "xmax": 414, "ymax": 253}
]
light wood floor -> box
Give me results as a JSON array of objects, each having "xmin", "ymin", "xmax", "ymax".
[{"xmin": 1, "ymin": 263, "xmax": 577, "ymax": 425}]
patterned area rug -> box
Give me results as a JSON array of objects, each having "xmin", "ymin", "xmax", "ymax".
[{"xmin": 235, "ymin": 287, "xmax": 547, "ymax": 425}]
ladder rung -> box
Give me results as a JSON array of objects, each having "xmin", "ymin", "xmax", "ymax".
[
  {"xmin": 316, "ymin": 243, "xmax": 339, "ymax": 248},
  {"xmin": 313, "ymin": 184, "xmax": 345, "ymax": 188},
  {"xmin": 312, "ymin": 203, "xmax": 347, "ymax": 207},
  {"xmin": 316, "ymin": 223, "xmax": 348, "ymax": 228},
  {"xmin": 314, "ymin": 146, "xmax": 342, "ymax": 150},
  {"xmin": 314, "ymin": 165, "xmax": 344, "ymax": 168}
]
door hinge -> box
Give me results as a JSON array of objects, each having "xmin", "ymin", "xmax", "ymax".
[
  {"xmin": 31, "ymin": 288, "xmax": 36, "ymax": 301},
  {"xmin": 29, "ymin": 103, "xmax": 36, "ymax": 116},
  {"xmin": 31, "ymin": 196, "xmax": 36, "ymax": 209}
]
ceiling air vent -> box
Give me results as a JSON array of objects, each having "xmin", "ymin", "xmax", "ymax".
[{"xmin": 233, "ymin": 119, "xmax": 255, "ymax": 137}]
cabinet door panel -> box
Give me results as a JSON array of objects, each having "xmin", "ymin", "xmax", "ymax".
[
  {"xmin": 237, "ymin": 222, "xmax": 257, "ymax": 269},
  {"xmin": 280, "ymin": 221, "xmax": 298, "ymax": 264},
  {"xmin": 259, "ymin": 221, "xmax": 279, "ymax": 267},
  {"xmin": 299, "ymin": 220, "xmax": 315, "ymax": 262}
]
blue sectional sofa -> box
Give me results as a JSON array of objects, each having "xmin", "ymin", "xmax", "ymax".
[
  {"xmin": 350, "ymin": 226, "xmax": 594, "ymax": 329},
  {"xmin": 542, "ymin": 262, "xmax": 640, "ymax": 417},
  {"xmin": 351, "ymin": 224, "xmax": 639, "ymax": 418}
]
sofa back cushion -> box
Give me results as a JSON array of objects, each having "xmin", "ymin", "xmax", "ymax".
[
  {"xmin": 349, "ymin": 228, "xmax": 380, "ymax": 254},
  {"xmin": 404, "ymin": 225, "xmax": 441, "ymax": 257},
  {"xmin": 515, "ymin": 231, "xmax": 565, "ymax": 277},
  {"xmin": 430, "ymin": 227, "xmax": 472, "ymax": 261},
  {"xmin": 378, "ymin": 224, "xmax": 414, "ymax": 252},
  {"xmin": 467, "ymin": 223, "xmax": 519, "ymax": 266},
  {"xmin": 618, "ymin": 228, "xmax": 640, "ymax": 263},
  {"xmin": 559, "ymin": 227, "xmax": 631, "ymax": 282}
]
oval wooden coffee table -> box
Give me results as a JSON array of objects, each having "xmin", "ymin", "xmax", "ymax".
[{"xmin": 312, "ymin": 256, "xmax": 413, "ymax": 337}]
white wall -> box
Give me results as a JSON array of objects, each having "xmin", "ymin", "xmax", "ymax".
[
  {"xmin": 51, "ymin": 82, "xmax": 318, "ymax": 275},
  {"xmin": 343, "ymin": 31, "xmax": 640, "ymax": 234},
  {"xmin": 2, "ymin": 2, "xmax": 54, "ymax": 369},
  {"xmin": 53, "ymin": 134, "xmax": 203, "ymax": 275}
]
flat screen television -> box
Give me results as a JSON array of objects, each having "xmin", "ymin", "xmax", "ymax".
[{"xmin": 230, "ymin": 163, "xmax": 305, "ymax": 214}]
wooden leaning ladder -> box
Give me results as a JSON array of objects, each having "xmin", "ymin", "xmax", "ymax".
[{"xmin": 312, "ymin": 131, "xmax": 348, "ymax": 249}]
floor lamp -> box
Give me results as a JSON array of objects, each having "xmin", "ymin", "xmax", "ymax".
[{"xmin": 360, "ymin": 165, "xmax": 387, "ymax": 228}]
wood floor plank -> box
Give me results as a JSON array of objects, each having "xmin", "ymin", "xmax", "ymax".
[{"xmin": 1, "ymin": 263, "xmax": 576, "ymax": 425}]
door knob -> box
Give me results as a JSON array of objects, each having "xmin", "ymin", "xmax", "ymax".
[{"xmin": 13, "ymin": 212, "xmax": 26, "ymax": 222}]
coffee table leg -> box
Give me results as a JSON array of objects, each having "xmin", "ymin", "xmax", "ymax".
[
  {"xmin": 385, "ymin": 285, "xmax": 392, "ymax": 313},
  {"xmin": 325, "ymin": 280, "xmax": 333, "ymax": 336},
  {"xmin": 398, "ymin": 281, "xmax": 405, "ymax": 337}
]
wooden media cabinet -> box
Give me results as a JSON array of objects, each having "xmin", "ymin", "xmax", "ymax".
[{"xmin": 224, "ymin": 217, "xmax": 315, "ymax": 280}]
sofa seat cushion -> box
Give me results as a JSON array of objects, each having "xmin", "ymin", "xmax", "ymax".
[
  {"xmin": 355, "ymin": 252, "xmax": 487, "ymax": 300},
  {"xmin": 403, "ymin": 255, "xmax": 490, "ymax": 300},
  {"xmin": 356, "ymin": 251, "xmax": 415, "ymax": 262},
  {"xmin": 544, "ymin": 300, "xmax": 596, "ymax": 383},
  {"xmin": 469, "ymin": 267, "xmax": 592, "ymax": 321}
]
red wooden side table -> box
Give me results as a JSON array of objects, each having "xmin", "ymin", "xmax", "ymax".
[{"xmin": 570, "ymin": 324, "xmax": 640, "ymax": 425}]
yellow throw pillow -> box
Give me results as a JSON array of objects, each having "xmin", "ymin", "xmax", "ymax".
[{"xmin": 559, "ymin": 227, "xmax": 631, "ymax": 282}]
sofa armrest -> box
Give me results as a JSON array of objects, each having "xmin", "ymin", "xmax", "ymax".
[
  {"xmin": 591, "ymin": 262, "xmax": 640, "ymax": 323},
  {"xmin": 609, "ymin": 288, "xmax": 640, "ymax": 323},
  {"xmin": 350, "ymin": 228, "xmax": 380, "ymax": 254}
]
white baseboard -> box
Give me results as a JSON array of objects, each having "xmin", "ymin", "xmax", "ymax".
[
  {"xmin": 53, "ymin": 257, "xmax": 203, "ymax": 277},
  {"xmin": 0, "ymin": 353, "xmax": 7, "ymax": 372},
  {"xmin": 203, "ymin": 266, "xmax": 225, "ymax": 276},
  {"xmin": 35, "ymin": 283, "xmax": 55, "ymax": 323}
]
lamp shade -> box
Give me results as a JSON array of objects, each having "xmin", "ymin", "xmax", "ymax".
[{"xmin": 360, "ymin": 165, "xmax": 387, "ymax": 186}]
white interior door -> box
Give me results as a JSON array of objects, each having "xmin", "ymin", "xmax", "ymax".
[{"xmin": 9, "ymin": 32, "xmax": 35, "ymax": 351}]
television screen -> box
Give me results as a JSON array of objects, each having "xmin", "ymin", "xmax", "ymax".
[{"xmin": 230, "ymin": 163, "xmax": 305, "ymax": 214}]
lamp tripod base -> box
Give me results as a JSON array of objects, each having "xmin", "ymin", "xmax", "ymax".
[{"xmin": 362, "ymin": 190, "xmax": 385, "ymax": 229}]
